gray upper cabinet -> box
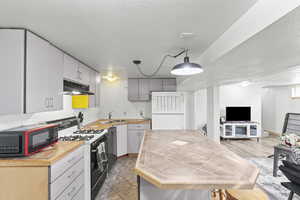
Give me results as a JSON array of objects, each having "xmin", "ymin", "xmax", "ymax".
[
  {"xmin": 139, "ymin": 79, "xmax": 150, "ymax": 101},
  {"xmin": 150, "ymin": 79, "xmax": 163, "ymax": 92},
  {"xmin": 128, "ymin": 79, "xmax": 140, "ymax": 101},
  {"xmin": 0, "ymin": 29, "xmax": 25, "ymax": 115},
  {"xmin": 162, "ymin": 79, "xmax": 177, "ymax": 91},
  {"xmin": 26, "ymin": 31, "xmax": 63, "ymax": 113},
  {"xmin": 128, "ymin": 78, "xmax": 176, "ymax": 101},
  {"xmin": 63, "ymin": 54, "xmax": 90, "ymax": 86},
  {"xmin": 89, "ymin": 70, "xmax": 98, "ymax": 108},
  {"xmin": 63, "ymin": 54, "xmax": 78, "ymax": 82}
]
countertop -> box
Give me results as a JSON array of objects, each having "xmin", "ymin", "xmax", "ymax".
[
  {"xmin": 82, "ymin": 119, "xmax": 151, "ymax": 130},
  {"xmin": 0, "ymin": 141, "xmax": 83, "ymax": 167},
  {"xmin": 134, "ymin": 130, "xmax": 259, "ymax": 190}
]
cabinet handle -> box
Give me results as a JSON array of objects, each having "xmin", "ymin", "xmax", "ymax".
[{"xmin": 51, "ymin": 97, "xmax": 54, "ymax": 108}]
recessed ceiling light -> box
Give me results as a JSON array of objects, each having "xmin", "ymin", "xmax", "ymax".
[{"xmin": 240, "ymin": 81, "xmax": 251, "ymax": 87}]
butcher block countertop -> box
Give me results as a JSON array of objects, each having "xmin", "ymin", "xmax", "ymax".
[
  {"xmin": 0, "ymin": 141, "xmax": 83, "ymax": 167},
  {"xmin": 82, "ymin": 119, "xmax": 151, "ymax": 130},
  {"xmin": 134, "ymin": 130, "xmax": 259, "ymax": 190}
]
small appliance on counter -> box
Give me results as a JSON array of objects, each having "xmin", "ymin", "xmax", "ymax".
[{"xmin": 0, "ymin": 124, "xmax": 58, "ymax": 157}]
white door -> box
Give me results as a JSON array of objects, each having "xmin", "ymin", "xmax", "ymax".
[
  {"xmin": 0, "ymin": 29, "xmax": 24, "ymax": 115},
  {"xmin": 117, "ymin": 125, "xmax": 127, "ymax": 156},
  {"xmin": 26, "ymin": 31, "xmax": 63, "ymax": 113}
]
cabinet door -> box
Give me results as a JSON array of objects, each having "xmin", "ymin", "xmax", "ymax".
[
  {"xmin": 117, "ymin": 125, "xmax": 127, "ymax": 157},
  {"xmin": 150, "ymin": 79, "xmax": 163, "ymax": 92},
  {"xmin": 0, "ymin": 29, "xmax": 24, "ymax": 115},
  {"xmin": 63, "ymin": 54, "xmax": 78, "ymax": 82},
  {"xmin": 47, "ymin": 45, "xmax": 64, "ymax": 111},
  {"xmin": 26, "ymin": 32, "xmax": 63, "ymax": 113},
  {"xmin": 127, "ymin": 130, "xmax": 140, "ymax": 153},
  {"xmin": 78, "ymin": 63, "xmax": 90, "ymax": 85},
  {"xmin": 128, "ymin": 79, "xmax": 139, "ymax": 101},
  {"xmin": 89, "ymin": 70, "xmax": 97, "ymax": 108},
  {"xmin": 139, "ymin": 79, "xmax": 150, "ymax": 101},
  {"xmin": 163, "ymin": 79, "xmax": 176, "ymax": 91}
]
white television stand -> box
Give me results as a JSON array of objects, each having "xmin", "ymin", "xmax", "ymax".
[{"xmin": 220, "ymin": 121, "xmax": 261, "ymax": 141}]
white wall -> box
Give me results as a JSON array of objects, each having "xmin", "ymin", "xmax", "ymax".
[
  {"xmin": 262, "ymin": 86, "xmax": 300, "ymax": 133},
  {"xmin": 99, "ymin": 79, "xmax": 151, "ymax": 119},
  {"xmin": 194, "ymin": 89, "xmax": 207, "ymax": 130},
  {"xmin": 0, "ymin": 95, "xmax": 100, "ymax": 131},
  {"xmin": 219, "ymin": 84, "xmax": 262, "ymax": 123},
  {"xmin": 193, "ymin": 84, "xmax": 262, "ymax": 130}
]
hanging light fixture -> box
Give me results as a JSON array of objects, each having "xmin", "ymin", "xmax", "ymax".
[
  {"xmin": 171, "ymin": 50, "xmax": 203, "ymax": 76},
  {"xmin": 133, "ymin": 49, "xmax": 203, "ymax": 77}
]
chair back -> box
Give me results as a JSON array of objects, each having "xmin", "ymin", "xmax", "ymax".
[{"xmin": 283, "ymin": 113, "xmax": 300, "ymax": 136}]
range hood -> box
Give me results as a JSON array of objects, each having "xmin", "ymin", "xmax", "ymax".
[{"xmin": 63, "ymin": 80, "xmax": 94, "ymax": 95}]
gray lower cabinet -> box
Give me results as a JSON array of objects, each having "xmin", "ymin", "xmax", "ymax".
[
  {"xmin": 127, "ymin": 130, "xmax": 144, "ymax": 153},
  {"xmin": 0, "ymin": 29, "xmax": 24, "ymax": 115},
  {"xmin": 127, "ymin": 123, "xmax": 150, "ymax": 153},
  {"xmin": 50, "ymin": 146, "xmax": 85, "ymax": 200},
  {"xmin": 128, "ymin": 78, "xmax": 176, "ymax": 101},
  {"xmin": 26, "ymin": 31, "xmax": 63, "ymax": 113}
]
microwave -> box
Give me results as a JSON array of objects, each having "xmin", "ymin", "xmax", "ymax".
[{"xmin": 0, "ymin": 124, "xmax": 58, "ymax": 157}]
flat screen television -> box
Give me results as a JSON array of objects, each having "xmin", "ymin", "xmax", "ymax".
[{"xmin": 226, "ymin": 106, "xmax": 251, "ymax": 122}]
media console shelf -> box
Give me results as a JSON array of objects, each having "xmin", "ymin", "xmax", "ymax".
[{"xmin": 221, "ymin": 122, "xmax": 261, "ymax": 141}]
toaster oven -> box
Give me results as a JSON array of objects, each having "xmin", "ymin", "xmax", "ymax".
[{"xmin": 0, "ymin": 124, "xmax": 58, "ymax": 157}]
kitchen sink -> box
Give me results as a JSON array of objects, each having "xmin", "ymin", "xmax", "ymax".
[
  {"xmin": 112, "ymin": 120, "xmax": 126, "ymax": 123},
  {"xmin": 98, "ymin": 120, "xmax": 126, "ymax": 124}
]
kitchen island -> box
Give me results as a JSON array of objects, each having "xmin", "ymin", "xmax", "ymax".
[{"xmin": 134, "ymin": 130, "xmax": 259, "ymax": 200}]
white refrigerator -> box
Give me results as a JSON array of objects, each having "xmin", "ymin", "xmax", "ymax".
[{"xmin": 151, "ymin": 92, "xmax": 194, "ymax": 130}]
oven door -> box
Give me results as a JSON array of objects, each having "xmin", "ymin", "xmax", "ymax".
[
  {"xmin": 28, "ymin": 127, "xmax": 57, "ymax": 154},
  {"xmin": 91, "ymin": 137, "xmax": 108, "ymax": 200}
]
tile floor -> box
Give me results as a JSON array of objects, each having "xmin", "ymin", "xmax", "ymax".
[
  {"xmin": 96, "ymin": 135, "xmax": 280, "ymax": 200},
  {"xmin": 96, "ymin": 156, "xmax": 138, "ymax": 200}
]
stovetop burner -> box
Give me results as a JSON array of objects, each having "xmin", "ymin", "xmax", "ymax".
[
  {"xmin": 59, "ymin": 135, "xmax": 95, "ymax": 141},
  {"xmin": 73, "ymin": 129, "xmax": 104, "ymax": 135}
]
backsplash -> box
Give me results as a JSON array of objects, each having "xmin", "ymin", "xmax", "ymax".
[
  {"xmin": 0, "ymin": 95, "xmax": 100, "ymax": 131},
  {"xmin": 99, "ymin": 79, "xmax": 151, "ymax": 119}
]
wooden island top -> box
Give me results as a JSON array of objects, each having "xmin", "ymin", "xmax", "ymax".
[
  {"xmin": 134, "ymin": 130, "xmax": 259, "ymax": 190},
  {"xmin": 0, "ymin": 141, "xmax": 83, "ymax": 167}
]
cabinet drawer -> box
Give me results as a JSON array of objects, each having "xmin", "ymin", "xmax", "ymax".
[
  {"xmin": 55, "ymin": 173, "xmax": 84, "ymax": 200},
  {"xmin": 128, "ymin": 124, "xmax": 146, "ymax": 130},
  {"xmin": 72, "ymin": 186, "xmax": 85, "ymax": 200},
  {"xmin": 51, "ymin": 145, "xmax": 84, "ymax": 182},
  {"xmin": 51, "ymin": 158, "xmax": 84, "ymax": 199}
]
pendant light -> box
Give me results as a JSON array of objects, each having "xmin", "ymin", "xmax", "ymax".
[
  {"xmin": 133, "ymin": 49, "xmax": 203, "ymax": 77},
  {"xmin": 171, "ymin": 50, "xmax": 203, "ymax": 76}
]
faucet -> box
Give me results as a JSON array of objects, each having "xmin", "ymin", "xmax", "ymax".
[
  {"xmin": 108, "ymin": 111, "xmax": 113, "ymax": 120},
  {"xmin": 139, "ymin": 110, "xmax": 145, "ymax": 119}
]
